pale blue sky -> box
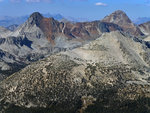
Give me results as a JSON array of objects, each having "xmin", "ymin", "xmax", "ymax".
[{"xmin": 0, "ymin": 0, "xmax": 149, "ymax": 20}]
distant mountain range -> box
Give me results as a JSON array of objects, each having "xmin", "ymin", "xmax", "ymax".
[
  {"xmin": 133, "ymin": 17, "xmax": 150, "ymax": 25},
  {"xmin": 1, "ymin": 12, "xmax": 150, "ymax": 27},
  {"xmin": 0, "ymin": 13, "xmax": 64, "ymax": 27},
  {"xmin": 0, "ymin": 13, "xmax": 91, "ymax": 27}
]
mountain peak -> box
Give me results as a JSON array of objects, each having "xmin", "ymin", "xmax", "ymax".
[
  {"xmin": 29, "ymin": 12, "xmax": 43, "ymax": 19},
  {"xmin": 102, "ymin": 10, "xmax": 144, "ymax": 36},
  {"xmin": 102, "ymin": 10, "xmax": 132, "ymax": 24},
  {"xmin": 28, "ymin": 12, "xmax": 43, "ymax": 26},
  {"xmin": 113, "ymin": 10, "xmax": 126, "ymax": 14}
]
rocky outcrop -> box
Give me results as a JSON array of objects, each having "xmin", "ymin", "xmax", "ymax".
[
  {"xmin": 0, "ymin": 26, "xmax": 12, "ymax": 38},
  {"xmin": 29, "ymin": 12, "xmax": 43, "ymax": 27},
  {"xmin": 7, "ymin": 24, "xmax": 18, "ymax": 31},
  {"xmin": 139, "ymin": 21, "xmax": 150, "ymax": 36}
]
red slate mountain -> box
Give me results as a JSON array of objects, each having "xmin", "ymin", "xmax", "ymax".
[{"xmin": 102, "ymin": 10, "xmax": 144, "ymax": 36}]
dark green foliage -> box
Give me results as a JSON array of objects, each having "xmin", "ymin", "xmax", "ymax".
[
  {"xmin": 0, "ymin": 62, "xmax": 26, "ymax": 76},
  {"xmin": 4, "ymin": 97, "xmax": 150, "ymax": 113},
  {"xmin": 84, "ymin": 97, "xmax": 150, "ymax": 113},
  {"xmin": 4, "ymin": 100, "xmax": 82, "ymax": 113},
  {"xmin": 3, "ymin": 87, "xmax": 150, "ymax": 113}
]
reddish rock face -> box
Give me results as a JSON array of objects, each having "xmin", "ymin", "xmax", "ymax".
[
  {"xmin": 62, "ymin": 21, "xmax": 122, "ymax": 41},
  {"xmin": 28, "ymin": 12, "xmax": 124, "ymax": 45},
  {"xmin": 39, "ymin": 18, "xmax": 101, "ymax": 42},
  {"xmin": 102, "ymin": 10, "xmax": 144, "ymax": 36},
  {"xmin": 39, "ymin": 18, "xmax": 61, "ymax": 45},
  {"xmin": 38, "ymin": 18, "xmax": 122, "ymax": 44}
]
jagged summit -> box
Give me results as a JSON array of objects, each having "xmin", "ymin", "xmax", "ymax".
[
  {"xmin": 29, "ymin": 12, "xmax": 43, "ymax": 26},
  {"xmin": 29, "ymin": 12, "xmax": 43, "ymax": 18},
  {"xmin": 112, "ymin": 10, "xmax": 129, "ymax": 17},
  {"xmin": 114, "ymin": 10, "xmax": 126, "ymax": 13}
]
